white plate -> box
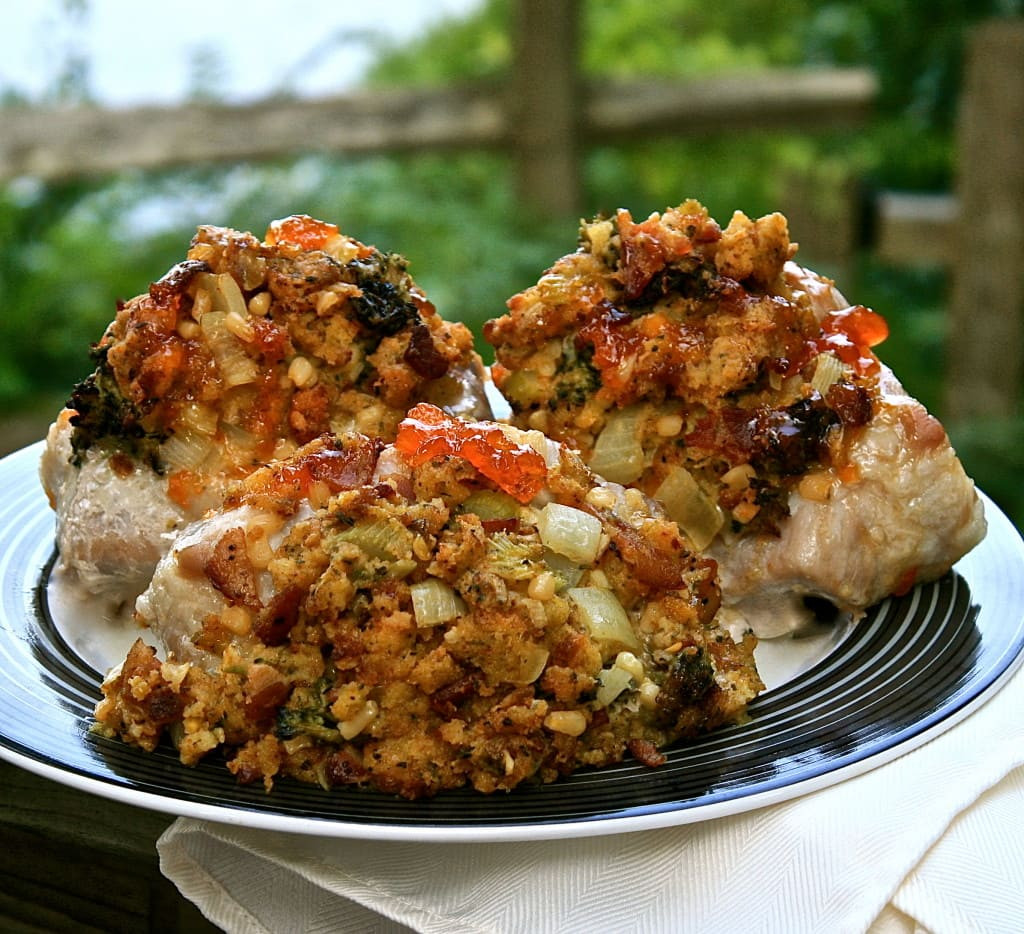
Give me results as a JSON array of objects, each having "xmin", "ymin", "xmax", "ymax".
[{"xmin": 1, "ymin": 441, "xmax": 1022, "ymax": 842}]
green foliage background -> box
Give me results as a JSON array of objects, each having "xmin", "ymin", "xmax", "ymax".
[{"xmin": 2, "ymin": 0, "xmax": 1022, "ymax": 524}]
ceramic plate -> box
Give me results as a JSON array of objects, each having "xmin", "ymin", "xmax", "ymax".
[{"xmin": 2, "ymin": 441, "xmax": 1022, "ymax": 842}]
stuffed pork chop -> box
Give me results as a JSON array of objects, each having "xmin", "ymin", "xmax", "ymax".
[
  {"xmin": 485, "ymin": 200, "xmax": 986, "ymax": 636},
  {"xmin": 95, "ymin": 405, "xmax": 762, "ymax": 798},
  {"xmin": 40, "ymin": 215, "xmax": 490, "ymax": 598}
]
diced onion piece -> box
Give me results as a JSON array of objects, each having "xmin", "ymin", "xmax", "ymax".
[
  {"xmin": 507, "ymin": 645, "xmax": 551, "ymax": 685},
  {"xmin": 537, "ymin": 503, "xmax": 603, "ymax": 565},
  {"xmin": 221, "ymin": 421, "xmax": 259, "ymax": 457},
  {"xmin": 543, "ymin": 549, "xmax": 585, "ymax": 591},
  {"xmin": 237, "ymin": 253, "xmax": 267, "ymax": 291},
  {"xmin": 567, "ymin": 587, "xmax": 641, "ymax": 658},
  {"xmin": 161, "ymin": 430, "xmax": 214, "ymax": 472},
  {"xmin": 595, "ymin": 665, "xmax": 635, "ymax": 708},
  {"xmin": 588, "ymin": 406, "xmax": 645, "ymax": 484},
  {"xmin": 410, "ymin": 579, "xmax": 466, "ymax": 627},
  {"xmin": 654, "ymin": 466, "xmax": 724, "ymax": 552},
  {"xmin": 225, "ymin": 310, "xmax": 256, "ymax": 343},
  {"xmin": 194, "ymin": 271, "xmax": 248, "ymax": 319},
  {"xmin": 377, "ymin": 559, "xmax": 413, "ymax": 581},
  {"xmin": 178, "ymin": 401, "xmax": 219, "ymax": 436},
  {"xmin": 810, "ymin": 351, "xmax": 848, "ymax": 396},
  {"xmin": 192, "ymin": 271, "xmax": 219, "ymax": 301},
  {"xmin": 201, "ymin": 312, "xmax": 259, "ymax": 387},
  {"xmin": 216, "ymin": 272, "xmax": 249, "ymax": 319}
]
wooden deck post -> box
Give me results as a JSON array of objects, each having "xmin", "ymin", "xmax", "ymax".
[
  {"xmin": 946, "ymin": 20, "xmax": 1024, "ymax": 420},
  {"xmin": 508, "ymin": 0, "xmax": 582, "ymax": 219}
]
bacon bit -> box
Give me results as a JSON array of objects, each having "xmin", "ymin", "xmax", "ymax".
[
  {"xmin": 265, "ymin": 215, "xmax": 340, "ymax": 251},
  {"xmin": 243, "ymin": 664, "xmax": 290, "ymax": 723},
  {"xmin": 119, "ymin": 639, "xmax": 187, "ymax": 727},
  {"xmin": 616, "ymin": 209, "xmax": 706, "ymax": 301},
  {"xmin": 430, "ymin": 674, "xmax": 479, "ymax": 719},
  {"xmin": 892, "ymin": 566, "xmax": 918, "ymax": 597},
  {"xmin": 273, "ymin": 437, "xmax": 381, "ymax": 499},
  {"xmin": 586, "ymin": 505, "xmax": 693, "ymax": 591},
  {"xmin": 255, "ymin": 586, "xmax": 304, "ymax": 646},
  {"xmin": 109, "ymin": 452, "xmax": 135, "ymax": 478},
  {"xmin": 627, "ymin": 738, "xmax": 667, "ymax": 768},
  {"xmin": 809, "ymin": 305, "xmax": 889, "ymax": 376},
  {"xmin": 204, "ymin": 526, "xmax": 262, "ymax": 609},
  {"xmin": 325, "ymin": 748, "xmax": 368, "ymax": 787},
  {"xmin": 403, "ymin": 321, "xmax": 450, "ymax": 379},
  {"xmin": 149, "ymin": 259, "xmax": 210, "ymax": 310},
  {"xmin": 481, "ymin": 518, "xmax": 521, "ymax": 534},
  {"xmin": 395, "ymin": 403, "xmax": 547, "ymax": 504}
]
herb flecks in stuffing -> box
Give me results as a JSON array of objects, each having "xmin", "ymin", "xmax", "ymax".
[
  {"xmin": 94, "ymin": 426, "xmax": 763, "ymax": 798},
  {"xmin": 485, "ymin": 200, "xmax": 890, "ymax": 540}
]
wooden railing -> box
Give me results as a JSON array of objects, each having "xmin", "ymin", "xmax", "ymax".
[{"xmin": 1, "ymin": 3, "xmax": 1020, "ymax": 420}]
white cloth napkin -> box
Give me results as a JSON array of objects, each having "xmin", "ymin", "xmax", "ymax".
[{"xmin": 158, "ymin": 661, "xmax": 1024, "ymax": 934}]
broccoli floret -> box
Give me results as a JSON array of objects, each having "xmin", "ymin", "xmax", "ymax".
[
  {"xmin": 347, "ymin": 252, "xmax": 420, "ymax": 336},
  {"xmin": 67, "ymin": 347, "xmax": 167, "ymax": 469},
  {"xmin": 275, "ymin": 706, "xmax": 343, "ymax": 744},
  {"xmin": 550, "ymin": 343, "xmax": 599, "ymax": 408},
  {"xmin": 275, "ymin": 674, "xmax": 344, "ymax": 743}
]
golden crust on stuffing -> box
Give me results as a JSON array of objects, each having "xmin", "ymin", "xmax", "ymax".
[
  {"xmin": 95, "ymin": 419, "xmax": 763, "ymax": 798},
  {"xmin": 484, "ymin": 200, "xmax": 887, "ymax": 540},
  {"xmin": 67, "ymin": 215, "xmax": 488, "ymax": 511}
]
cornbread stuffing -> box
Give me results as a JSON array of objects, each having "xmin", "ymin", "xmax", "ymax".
[
  {"xmin": 485, "ymin": 201, "xmax": 985, "ymax": 634},
  {"xmin": 40, "ymin": 215, "xmax": 489, "ymax": 595},
  {"xmin": 95, "ymin": 407, "xmax": 762, "ymax": 798}
]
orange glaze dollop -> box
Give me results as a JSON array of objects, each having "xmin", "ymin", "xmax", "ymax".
[
  {"xmin": 265, "ymin": 214, "xmax": 340, "ymax": 251},
  {"xmin": 810, "ymin": 305, "xmax": 890, "ymax": 375},
  {"xmin": 395, "ymin": 403, "xmax": 547, "ymax": 503}
]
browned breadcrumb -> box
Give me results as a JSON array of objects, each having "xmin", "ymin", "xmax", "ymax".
[
  {"xmin": 95, "ymin": 429, "xmax": 763, "ymax": 798},
  {"xmin": 484, "ymin": 200, "xmax": 884, "ymax": 541},
  {"xmin": 69, "ymin": 215, "xmax": 488, "ymax": 511}
]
